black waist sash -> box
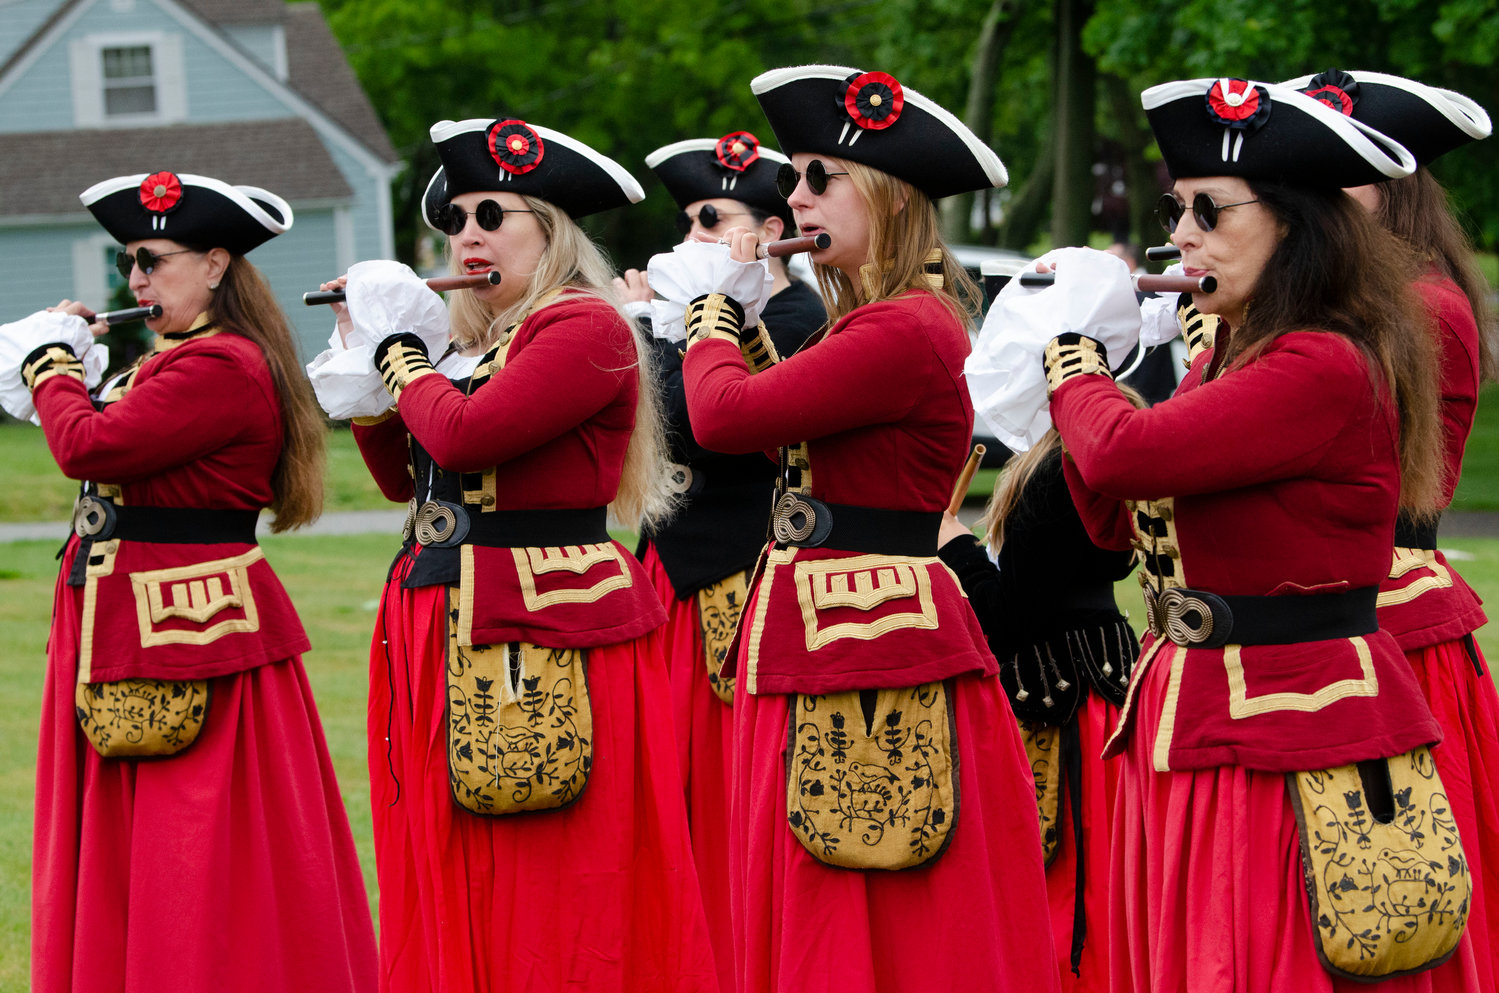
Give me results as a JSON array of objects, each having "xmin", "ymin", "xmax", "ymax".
[
  {"xmin": 1394, "ymin": 512, "xmax": 1438, "ymax": 551},
  {"xmin": 1144, "ymin": 584, "xmax": 1379, "ymax": 648}
]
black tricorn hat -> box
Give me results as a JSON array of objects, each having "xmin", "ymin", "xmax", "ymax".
[
  {"xmin": 79, "ymin": 171, "xmax": 292, "ymax": 254},
  {"xmin": 1142, "ymin": 77, "xmax": 1416, "ymax": 187},
  {"xmin": 750, "ymin": 64, "xmax": 1007, "ymax": 201},
  {"xmin": 423, "ymin": 117, "xmax": 643, "ymax": 228},
  {"xmin": 645, "ymin": 133, "xmax": 792, "ymax": 224},
  {"xmin": 1281, "ymin": 69, "xmax": 1491, "ymax": 167}
]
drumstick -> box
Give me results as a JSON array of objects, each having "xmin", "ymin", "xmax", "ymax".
[
  {"xmin": 947, "ymin": 444, "xmax": 986, "ymax": 515},
  {"xmin": 756, "ymin": 233, "xmax": 831, "ymax": 259},
  {"xmin": 302, "ymin": 270, "xmax": 501, "ymax": 305},
  {"xmin": 1017, "ymin": 271, "xmax": 1218, "ymax": 294},
  {"xmin": 1145, "ymin": 245, "xmax": 1181, "ymax": 262}
]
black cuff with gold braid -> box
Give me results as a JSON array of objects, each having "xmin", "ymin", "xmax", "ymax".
[
  {"xmin": 1043, "ymin": 333, "xmax": 1111, "ymax": 396},
  {"xmin": 1178, "ymin": 295, "xmax": 1218, "ymax": 367},
  {"xmin": 685, "ymin": 293, "xmax": 746, "ymax": 349},
  {"xmin": 374, "ymin": 332, "xmax": 439, "ymax": 400},
  {"xmin": 740, "ymin": 321, "xmax": 782, "ymax": 373},
  {"xmin": 21, "ymin": 342, "xmax": 85, "ymax": 392}
]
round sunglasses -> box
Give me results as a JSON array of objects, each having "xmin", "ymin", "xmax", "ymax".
[
  {"xmin": 775, "ymin": 159, "xmax": 849, "ymax": 199},
  {"xmin": 1157, "ymin": 192, "xmax": 1260, "ymax": 235},
  {"xmin": 675, "ymin": 204, "xmax": 749, "ymax": 236},
  {"xmin": 114, "ymin": 246, "xmax": 195, "ymax": 281},
  {"xmin": 435, "ymin": 199, "xmax": 535, "ymax": 236}
]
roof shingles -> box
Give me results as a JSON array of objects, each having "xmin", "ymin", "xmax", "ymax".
[{"xmin": 0, "ymin": 119, "xmax": 353, "ymax": 217}]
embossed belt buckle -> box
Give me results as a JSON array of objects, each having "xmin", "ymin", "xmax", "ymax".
[
  {"xmin": 413, "ymin": 499, "xmax": 471, "ymax": 548},
  {"xmin": 72, "ymin": 495, "xmax": 116, "ymax": 539},
  {"xmin": 771, "ymin": 492, "xmax": 833, "ymax": 547},
  {"xmin": 666, "ymin": 462, "xmax": 695, "ymax": 496},
  {"xmin": 1144, "ymin": 585, "xmax": 1230, "ymax": 648},
  {"xmin": 401, "ymin": 497, "xmax": 418, "ymax": 544}
]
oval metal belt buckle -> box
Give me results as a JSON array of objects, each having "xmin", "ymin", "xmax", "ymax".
[
  {"xmin": 414, "ymin": 500, "xmax": 469, "ymax": 547},
  {"xmin": 401, "ymin": 497, "xmax": 418, "ymax": 544},
  {"xmin": 72, "ymin": 495, "xmax": 114, "ymax": 539},
  {"xmin": 666, "ymin": 463, "xmax": 695, "ymax": 496},
  {"xmin": 772, "ymin": 492, "xmax": 817, "ymax": 544},
  {"xmin": 1158, "ymin": 587, "xmax": 1215, "ymax": 646}
]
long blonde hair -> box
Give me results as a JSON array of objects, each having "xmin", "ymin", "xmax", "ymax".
[
  {"xmin": 211, "ymin": 256, "xmax": 325, "ymax": 531},
  {"xmin": 445, "ymin": 197, "xmax": 675, "ymax": 529},
  {"xmin": 979, "ymin": 385, "xmax": 1147, "ymax": 551},
  {"xmin": 811, "ymin": 160, "xmax": 981, "ymax": 326}
]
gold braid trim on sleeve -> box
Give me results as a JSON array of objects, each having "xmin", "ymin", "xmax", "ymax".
[
  {"xmin": 685, "ymin": 293, "xmax": 746, "ymax": 349},
  {"xmin": 350, "ymin": 409, "xmax": 398, "ymax": 426},
  {"xmin": 374, "ymin": 333, "xmax": 440, "ymax": 401},
  {"xmin": 1043, "ymin": 333, "xmax": 1112, "ymax": 397},
  {"xmin": 1178, "ymin": 296, "xmax": 1218, "ymax": 367},
  {"xmin": 22, "ymin": 343, "xmax": 85, "ymax": 391},
  {"xmin": 740, "ymin": 322, "xmax": 782, "ymax": 373}
]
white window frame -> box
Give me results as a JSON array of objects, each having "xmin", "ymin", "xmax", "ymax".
[
  {"xmin": 72, "ymin": 232, "xmax": 121, "ymax": 309},
  {"xmin": 70, "ymin": 31, "xmax": 187, "ymax": 127}
]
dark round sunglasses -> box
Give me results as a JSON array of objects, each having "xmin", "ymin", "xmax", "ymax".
[
  {"xmin": 775, "ymin": 159, "xmax": 849, "ymax": 199},
  {"xmin": 114, "ymin": 246, "xmax": 195, "ymax": 281},
  {"xmin": 1157, "ymin": 192, "xmax": 1260, "ymax": 235},
  {"xmin": 674, "ymin": 204, "xmax": 749, "ymax": 236},
  {"xmin": 435, "ymin": 199, "xmax": 535, "ymax": 236}
]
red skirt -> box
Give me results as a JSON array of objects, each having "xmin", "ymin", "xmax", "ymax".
[
  {"xmin": 367, "ymin": 565, "xmax": 718, "ymax": 993},
  {"xmin": 642, "ymin": 545, "xmax": 736, "ymax": 993},
  {"xmin": 729, "ymin": 673, "xmax": 1061, "ymax": 993},
  {"xmin": 1109, "ymin": 646, "xmax": 1483, "ymax": 992},
  {"xmin": 33, "ymin": 572, "xmax": 377, "ymax": 992},
  {"xmin": 1406, "ymin": 637, "xmax": 1499, "ymax": 992},
  {"xmin": 1050, "ymin": 693, "xmax": 1123, "ymax": 993}
]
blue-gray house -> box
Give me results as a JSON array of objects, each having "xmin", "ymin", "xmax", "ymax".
[{"xmin": 0, "ymin": 0, "xmax": 399, "ymax": 358}]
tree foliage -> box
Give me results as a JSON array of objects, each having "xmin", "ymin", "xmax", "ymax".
[{"xmin": 316, "ymin": 0, "xmax": 1499, "ymax": 263}]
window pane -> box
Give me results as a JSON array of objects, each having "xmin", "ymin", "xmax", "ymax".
[
  {"xmin": 105, "ymin": 85, "xmax": 156, "ymax": 115},
  {"xmin": 102, "ymin": 46, "xmax": 153, "ymax": 80}
]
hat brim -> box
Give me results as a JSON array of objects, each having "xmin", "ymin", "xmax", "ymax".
[
  {"xmin": 1142, "ymin": 78, "xmax": 1416, "ymax": 187},
  {"xmin": 1281, "ymin": 70, "xmax": 1490, "ymax": 166},
  {"xmin": 79, "ymin": 172, "xmax": 292, "ymax": 254},
  {"xmin": 751, "ymin": 64, "xmax": 1006, "ymax": 200},
  {"xmin": 645, "ymin": 137, "xmax": 791, "ymax": 222},
  {"xmin": 426, "ymin": 118, "xmax": 643, "ymax": 223}
]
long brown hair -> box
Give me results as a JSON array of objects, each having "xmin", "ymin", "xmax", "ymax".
[
  {"xmin": 447, "ymin": 198, "xmax": 676, "ymax": 530},
  {"xmin": 1231, "ymin": 181, "xmax": 1444, "ymax": 517},
  {"xmin": 1374, "ymin": 168, "xmax": 1497, "ymax": 382},
  {"xmin": 811, "ymin": 160, "xmax": 981, "ymax": 326},
  {"xmin": 210, "ymin": 256, "xmax": 325, "ymax": 531}
]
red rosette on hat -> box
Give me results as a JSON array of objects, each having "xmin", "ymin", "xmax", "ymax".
[
  {"xmin": 715, "ymin": 131, "xmax": 760, "ymax": 172},
  {"xmin": 138, "ymin": 171, "xmax": 183, "ymax": 214},
  {"xmin": 488, "ymin": 120, "xmax": 545, "ymax": 175},
  {"xmin": 1204, "ymin": 78, "xmax": 1271, "ymax": 131},
  {"xmin": 843, "ymin": 71, "xmax": 903, "ymax": 131},
  {"xmin": 1300, "ymin": 69, "xmax": 1360, "ymax": 117}
]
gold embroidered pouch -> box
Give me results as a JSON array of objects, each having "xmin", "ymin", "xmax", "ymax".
[
  {"xmin": 785, "ymin": 681, "xmax": 958, "ymax": 870},
  {"xmin": 446, "ymin": 609, "xmax": 592, "ymax": 815},
  {"xmin": 75, "ymin": 678, "xmax": 211, "ymax": 758},
  {"xmin": 1020, "ymin": 720, "xmax": 1062, "ymax": 867},
  {"xmin": 1287, "ymin": 747, "xmax": 1470, "ymax": 981},
  {"xmin": 697, "ymin": 570, "xmax": 748, "ymax": 705}
]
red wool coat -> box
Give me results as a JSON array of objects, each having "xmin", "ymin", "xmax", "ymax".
[
  {"xmin": 352, "ymin": 293, "xmax": 664, "ymax": 648},
  {"xmin": 1053, "ymin": 329, "xmax": 1440, "ymax": 772},
  {"xmin": 33, "ymin": 330, "xmax": 308, "ymax": 682},
  {"xmin": 683, "ymin": 289, "xmax": 994, "ymax": 695},
  {"xmin": 1377, "ymin": 273, "xmax": 1487, "ymax": 649}
]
